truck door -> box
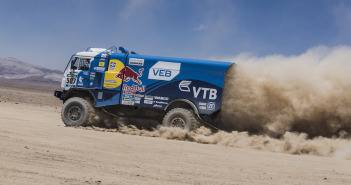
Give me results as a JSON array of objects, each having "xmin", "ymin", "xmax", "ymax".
[
  {"xmin": 74, "ymin": 57, "xmax": 91, "ymax": 88},
  {"xmin": 88, "ymin": 54, "xmax": 109, "ymax": 88},
  {"xmin": 91, "ymin": 53, "xmax": 127, "ymax": 107}
]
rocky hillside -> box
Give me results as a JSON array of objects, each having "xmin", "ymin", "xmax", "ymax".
[{"xmin": 0, "ymin": 57, "xmax": 62, "ymax": 83}]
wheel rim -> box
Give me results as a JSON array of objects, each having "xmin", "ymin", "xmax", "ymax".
[
  {"xmin": 68, "ymin": 106, "xmax": 81, "ymax": 121},
  {"xmin": 170, "ymin": 118, "xmax": 185, "ymax": 129}
]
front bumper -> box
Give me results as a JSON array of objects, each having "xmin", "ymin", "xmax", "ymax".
[{"xmin": 54, "ymin": 90, "xmax": 64, "ymax": 100}]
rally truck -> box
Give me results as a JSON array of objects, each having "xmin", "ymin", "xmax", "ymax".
[{"xmin": 54, "ymin": 46, "xmax": 233, "ymax": 130}]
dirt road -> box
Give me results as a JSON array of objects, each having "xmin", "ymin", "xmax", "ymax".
[{"xmin": 1, "ymin": 85, "xmax": 351, "ymax": 185}]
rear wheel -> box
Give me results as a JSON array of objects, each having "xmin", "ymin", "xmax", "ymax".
[
  {"xmin": 61, "ymin": 97, "xmax": 94, "ymax": 126},
  {"xmin": 162, "ymin": 108, "xmax": 199, "ymax": 131}
]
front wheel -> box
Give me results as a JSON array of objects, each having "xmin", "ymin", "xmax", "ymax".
[
  {"xmin": 162, "ymin": 108, "xmax": 199, "ymax": 131},
  {"xmin": 61, "ymin": 97, "xmax": 94, "ymax": 126}
]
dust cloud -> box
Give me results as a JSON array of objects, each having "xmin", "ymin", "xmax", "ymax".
[
  {"xmin": 218, "ymin": 45, "xmax": 351, "ymax": 138},
  {"xmin": 87, "ymin": 45, "xmax": 351, "ymax": 159},
  {"xmin": 80, "ymin": 125, "xmax": 351, "ymax": 159}
]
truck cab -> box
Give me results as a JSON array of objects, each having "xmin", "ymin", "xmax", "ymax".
[{"xmin": 55, "ymin": 46, "xmax": 233, "ymax": 130}]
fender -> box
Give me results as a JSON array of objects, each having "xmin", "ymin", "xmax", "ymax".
[
  {"xmin": 63, "ymin": 88, "xmax": 97, "ymax": 105},
  {"xmin": 165, "ymin": 99, "xmax": 199, "ymax": 116}
]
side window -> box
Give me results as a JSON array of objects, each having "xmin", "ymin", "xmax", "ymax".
[
  {"xmin": 79, "ymin": 58, "xmax": 90, "ymax": 70},
  {"xmin": 70, "ymin": 57, "xmax": 79, "ymax": 70}
]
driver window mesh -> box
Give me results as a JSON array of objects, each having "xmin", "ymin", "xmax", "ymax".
[{"xmin": 78, "ymin": 59, "xmax": 90, "ymax": 70}]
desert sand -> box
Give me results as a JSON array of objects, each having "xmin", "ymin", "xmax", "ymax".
[{"xmin": 1, "ymin": 84, "xmax": 351, "ymax": 185}]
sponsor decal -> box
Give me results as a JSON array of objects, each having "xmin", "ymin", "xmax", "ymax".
[
  {"xmin": 199, "ymin": 102, "xmax": 215, "ymax": 110},
  {"xmin": 104, "ymin": 85, "xmax": 116, "ymax": 88},
  {"xmin": 178, "ymin": 81, "xmax": 218, "ymax": 100},
  {"xmin": 199, "ymin": 102, "xmax": 207, "ymax": 106},
  {"xmin": 65, "ymin": 84, "xmax": 76, "ymax": 87},
  {"xmin": 104, "ymin": 79, "xmax": 116, "ymax": 83},
  {"xmin": 103, "ymin": 59, "xmax": 124, "ymax": 89},
  {"xmin": 179, "ymin": 80, "xmax": 192, "ymax": 92},
  {"xmin": 66, "ymin": 74, "xmax": 77, "ymax": 84},
  {"xmin": 90, "ymin": 82, "xmax": 93, "ymax": 86},
  {"xmin": 90, "ymin": 73, "xmax": 96, "ymax": 80},
  {"xmin": 193, "ymin": 87, "xmax": 217, "ymax": 100},
  {"xmin": 122, "ymin": 100, "xmax": 134, "ymax": 105},
  {"xmin": 129, "ymin": 58, "xmax": 144, "ymax": 66},
  {"xmin": 145, "ymin": 95, "xmax": 153, "ymax": 101},
  {"xmin": 199, "ymin": 106, "xmax": 207, "ymax": 110},
  {"xmin": 67, "ymin": 74, "xmax": 77, "ymax": 78},
  {"xmin": 148, "ymin": 61, "xmax": 181, "ymax": 81},
  {"xmin": 100, "ymin": 58, "xmax": 105, "ymax": 61},
  {"xmin": 199, "ymin": 102, "xmax": 207, "ymax": 110},
  {"xmin": 154, "ymin": 96, "xmax": 169, "ymax": 101},
  {"xmin": 101, "ymin": 54, "xmax": 107, "ymax": 58},
  {"xmin": 123, "ymin": 94, "xmax": 135, "ymax": 99},
  {"xmin": 153, "ymin": 104, "xmax": 162, "ymax": 108},
  {"xmin": 123, "ymin": 84, "xmax": 145, "ymax": 92},
  {"xmin": 155, "ymin": 101, "xmax": 168, "ymax": 105},
  {"xmin": 77, "ymin": 76, "xmax": 83, "ymax": 86},
  {"xmin": 144, "ymin": 100, "xmax": 153, "ymax": 104},
  {"xmin": 94, "ymin": 67, "xmax": 105, "ymax": 71},
  {"xmin": 109, "ymin": 62, "xmax": 116, "ymax": 71},
  {"xmin": 99, "ymin": 62, "xmax": 105, "ymax": 66},
  {"xmin": 98, "ymin": 92, "xmax": 103, "ymax": 99},
  {"xmin": 115, "ymin": 67, "xmax": 144, "ymax": 85},
  {"xmin": 83, "ymin": 72, "xmax": 89, "ymax": 75},
  {"xmin": 123, "ymin": 91, "xmax": 135, "ymax": 95},
  {"xmin": 122, "ymin": 93, "xmax": 135, "ymax": 105},
  {"xmin": 207, "ymin": 102, "xmax": 215, "ymax": 110},
  {"xmin": 66, "ymin": 73, "xmax": 77, "ymax": 87},
  {"xmin": 134, "ymin": 94, "xmax": 144, "ymax": 104}
]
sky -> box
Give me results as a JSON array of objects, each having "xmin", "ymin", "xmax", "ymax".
[{"xmin": 0, "ymin": 0, "xmax": 351, "ymax": 70}]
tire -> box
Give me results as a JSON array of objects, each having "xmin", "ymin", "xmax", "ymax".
[
  {"xmin": 61, "ymin": 97, "xmax": 94, "ymax": 126},
  {"xmin": 162, "ymin": 108, "xmax": 200, "ymax": 131}
]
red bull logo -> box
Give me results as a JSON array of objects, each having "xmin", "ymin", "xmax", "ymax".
[
  {"xmin": 115, "ymin": 67, "xmax": 144, "ymax": 85},
  {"xmin": 123, "ymin": 84, "xmax": 146, "ymax": 92}
]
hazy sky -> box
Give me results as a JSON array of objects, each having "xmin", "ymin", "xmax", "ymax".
[{"xmin": 1, "ymin": 0, "xmax": 351, "ymax": 70}]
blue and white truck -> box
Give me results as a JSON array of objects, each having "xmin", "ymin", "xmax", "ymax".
[{"xmin": 54, "ymin": 46, "xmax": 233, "ymax": 130}]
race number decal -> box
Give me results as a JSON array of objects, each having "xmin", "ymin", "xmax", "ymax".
[{"xmin": 66, "ymin": 74, "xmax": 77, "ymax": 84}]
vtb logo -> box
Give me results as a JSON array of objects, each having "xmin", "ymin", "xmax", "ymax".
[{"xmin": 179, "ymin": 80, "xmax": 217, "ymax": 100}]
